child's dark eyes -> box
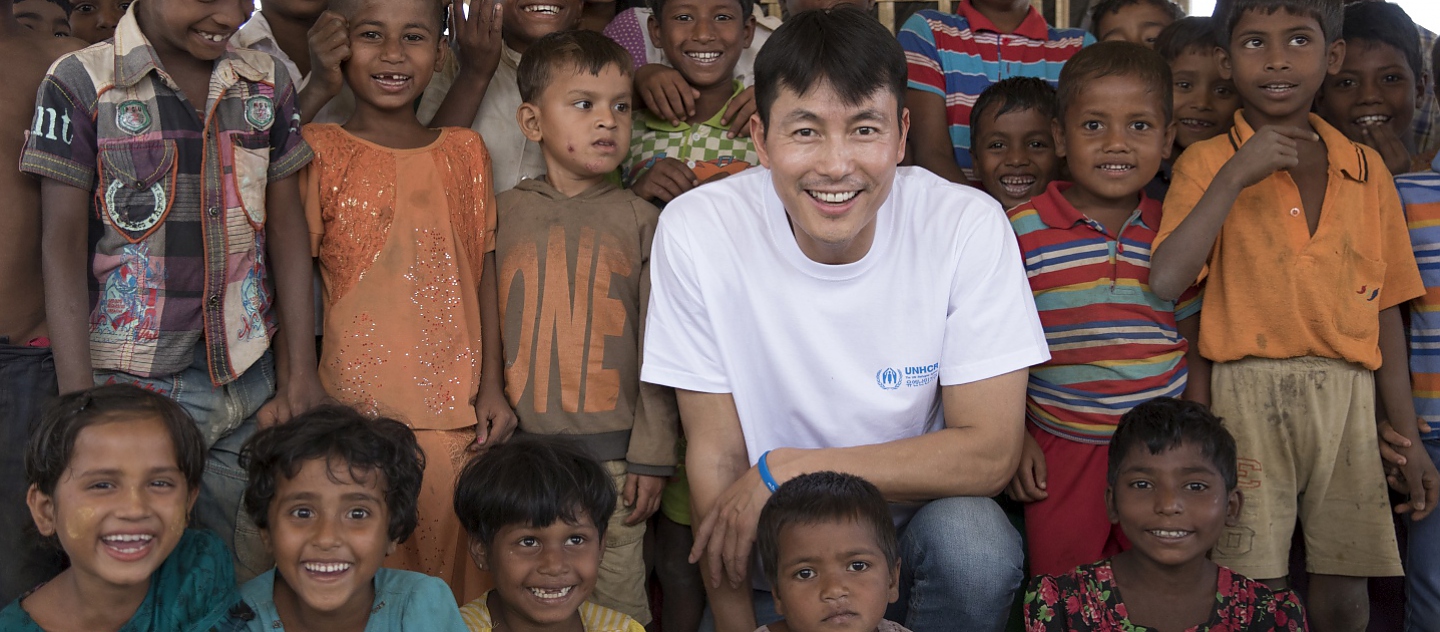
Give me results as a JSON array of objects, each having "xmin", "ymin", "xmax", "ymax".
[
  {"xmin": 1129, "ymin": 480, "xmax": 1153, "ymax": 490},
  {"xmin": 404, "ymin": 33, "xmax": 427, "ymax": 42},
  {"xmin": 986, "ymin": 141, "xmax": 1006, "ymax": 150},
  {"xmin": 88, "ymin": 481, "xmax": 115, "ymax": 491},
  {"xmin": 1214, "ymin": 85, "xmax": 1235, "ymax": 98},
  {"xmin": 1185, "ymin": 481, "xmax": 1210, "ymax": 492},
  {"xmin": 1130, "ymin": 121, "xmax": 1152, "ymax": 131},
  {"xmin": 1175, "ymin": 81, "xmax": 1193, "ymax": 91},
  {"xmin": 359, "ymin": 30, "xmax": 382, "ymax": 40},
  {"xmin": 518, "ymin": 536, "xmax": 539, "ymax": 547},
  {"xmin": 1334, "ymin": 78, "xmax": 1358, "ymax": 89},
  {"xmin": 74, "ymin": 3, "xmax": 94, "ymax": 13},
  {"xmin": 347, "ymin": 508, "xmax": 371, "ymax": 520},
  {"xmin": 1242, "ymin": 38, "xmax": 1264, "ymax": 49},
  {"xmin": 574, "ymin": 100, "xmax": 593, "ymax": 110},
  {"xmin": 1383, "ymin": 73, "xmax": 1406, "ymax": 84},
  {"xmin": 290, "ymin": 507, "xmax": 315, "ymax": 519},
  {"xmin": 1289, "ymin": 35, "xmax": 1310, "ymax": 46},
  {"xmin": 614, "ymin": 102, "xmax": 631, "ymax": 114},
  {"xmin": 672, "ymin": 13, "xmax": 694, "ymax": 21},
  {"xmin": 1027, "ymin": 140, "xmax": 1050, "ymax": 150},
  {"xmin": 1082, "ymin": 121, "xmax": 1102, "ymax": 131},
  {"xmin": 566, "ymin": 534, "xmax": 587, "ymax": 545},
  {"xmin": 794, "ymin": 568, "xmax": 816, "ymax": 580},
  {"xmin": 847, "ymin": 561, "xmax": 870, "ymax": 572}
]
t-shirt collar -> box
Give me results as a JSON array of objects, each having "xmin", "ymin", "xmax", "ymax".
[
  {"xmin": 1226, "ymin": 109, "xmax": 1371, "ymax": 183},
  {"xmin": 1032, "ymin": 180, "xmax": 1159, "ymax": 230},
  {"xmin": 959, "ymin": 0, "xmax": 1049, "ymax": 40}
]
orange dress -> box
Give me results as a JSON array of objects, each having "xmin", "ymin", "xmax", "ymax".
[{"xmin": 301, "ymin": 123, "xmax": 495, "ymax": 603}]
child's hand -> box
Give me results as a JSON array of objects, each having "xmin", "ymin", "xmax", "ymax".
[
  {"xmin": 1397, "ymin": 444, "xmax": 1439, "ymax": 521},
  {"xmin": 306, "ymin": 11, "xmax": 351, "ymax": 99},
  {"xmin": 1005, "ymin": 432, "xmax": 1048, "ymax": 503},
  {"xmin": 720, "ymin": 86, "xmax": 756, "ymax": 139},
  {"xmin": 1218, "ymin": 125, "xmax": 1317, "ymax": 190},
  {"xmin": 471, "ymin": 388, "xmax": 517, "ymax": 452},
  {"xmin": 636, "ymin": 64, "xmax": 698, "ymax": 126},
  {"xmin": 1360, "ymin": 124, "xmax": 1413, "ymax": 177},
  {"xmin": 632, "ymin": 158, "xmax": 698, "ymax": 203},
  {"xmin": 622, "ymin": 473, "xmax": 665, "ymax": 525},
  {"xmin": 452, "ymin": 0, "xmax": 504, "ymax": 82},
  {"xmin": 257, "ymin": 373, "xmax": 330, "ymax": 428}
]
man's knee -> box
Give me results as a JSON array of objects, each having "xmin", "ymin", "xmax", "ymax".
[{"xmin": 902, "ymin": 496, "xmax": 1023, "ymax": 579}]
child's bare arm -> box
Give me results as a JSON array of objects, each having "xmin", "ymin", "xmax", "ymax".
[
  {"xmin": 40, "ymin": 179, "xmax": 96, "ymax": 393},
  {"xmin": 1178, "ymin": 314, "xmax": 1210, "ymax": 406},
  {"xmin": 298, "ymin": 11, "xmax": 350, "ymax": 125},
  {"xmin": 906, "ymin": 89, "xmax": 968, "ymax": 184},
  {"xmin": 426, "ymin": 0, "xmax": 503, "ymax": 128},
  {"xmin": 1150, "ymin": 125, "xmax": 1317, "ymax": 300},
  {"xmin": 474, "ymin": 250, "xmax": 517, "ymax": 449},
  {"xmin": 635, "ymin": 63, "xmax": 697, "ymax": 127},
  {"xmin": 1377, "ymin": 305, "xmax": 1439, "ymax": 519},
  {"xmin": 264, "ymin": 175, "xmax": 327, "ymax": 421}
]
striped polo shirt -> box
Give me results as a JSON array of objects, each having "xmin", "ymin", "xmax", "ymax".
[
  {"xmin": 1397, "ymin": 156, "xmax": 1440, "ymax": 441},
  {"xmin": 1007, "ymin": 182, "xmax": 1200, "ymax": 444},
  {"xmin": 899, "ymin": 2, "xmax": 1091, "ymax": 182}
]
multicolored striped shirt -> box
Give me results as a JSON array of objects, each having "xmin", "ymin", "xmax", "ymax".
[
  {"xmin": 1396, "ymin": 154, "xmax": 1440, "ymax": 442},
  {"xmin": 20, "ymin": 8, "xmax": 310, "ymax": 385},
  {"xmin": 623, "ymin": 80, "xmax": 758, "ymax": 189},
  {"xmin": 1007, "ymin": 182, "xmax": 1199, "ymax": 444},
  {"xmin": 899, "ymin": 1, "xmax": 1091, "ymax": 181}
]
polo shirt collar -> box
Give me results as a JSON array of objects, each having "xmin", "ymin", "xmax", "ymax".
[
  {"xmin": 959, "ymin": 0, "xmax": 1049, "ymax": 40},
  {"xmin": 1032, "ymin": 180, "xmax": 1159, "ymax": 230},
  {"xmin": 1225, "ymin": 110, "xmax": 1371, "ymax": 183},
  {"xmin": 641, "ymin": 79, "xmax": 745, "ymax": 132},
  {"xmin": 114, "ymin": 3, "xmax": 268, "ymax": 89}
]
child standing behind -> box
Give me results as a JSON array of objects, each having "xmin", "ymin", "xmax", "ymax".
[
  {"xmin": 300, "ymin": 0, "xmax": 512, "ymax": 604},
  {"xmin": 1024, "ymin": 398, "xmax": 1309, "ymax": 631},
  {"xmin": 232, "ymin": 0, "xmax": 357, "ymax": 125},
  {"xmin": 1005, "ymin": 42, "xmax": 1205, "ymax": 577},
  {"xmin": 13, "ymin": 0, "xmax": 71, "ymax": 37},
  {"xmin": 969, "ymin": 77, "xmax": 1061, "ymax": 210},
  {"xmin": 1089, "ymin": 0, "xmax": 1181, "ymax": 48},
  {"xmin": 66, "ymin": 0, "xmax": 124, "ymax": 43},
  {"xmin": 1149, "ymin": 16, "xmax": 1239, "ymax": 199},
  {"xmin": 901, "ymin": 0, "xmax": 1092, "ymax": 184},
  {"xmin": 623, "ymin": 0, "xmax": 759, "ymax": 204},
  {"xmin": 1150, "ymin": 1, "xmax": 1438, "ymax": 628},
  {"xmin": 500, "ymin": 31, "xmax": 678, "ymax": 625},
  {"xmin": 453, "ymin": 438, "xmax": 646, "ymax": 632}
]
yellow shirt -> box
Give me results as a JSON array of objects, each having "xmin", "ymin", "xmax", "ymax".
[{"xmin": 459, "ymin": 592, "xmax": 645, "ymax": 632}]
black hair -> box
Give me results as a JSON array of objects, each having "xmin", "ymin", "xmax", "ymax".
[
  {"xmin": 1107, "ymin": 397, "xmax": 1239, "ymax": 491},
  {"xmin": 452, "ymin": 436, "xmax": 615, "ymax": 546},
  {"xmin": 1056, "ymin": 40, "xmax": 1173, "ymax": 125},
  {"xmin": 1340, "ymin": 1, "xmax": 1422, "ymax": 86},
  {"xmin": 18, "ymin": 0, "xmax": 73, "ymax": 16},
  {"xmin": 518, "ymin": 30, "xmax": 634, "ymax": 103},
  {"xmin": 754, "ymin": 7, "xmax": 906, "ymax": 129},
  {"xmin": 329, "ymin": 0, "xmax": 445, "ymax": 31},
  {"xmin": 649, "ymin": 0, "xmax": 755, "ymax": 28},
  {"xmin": 1216, "ymin": 0, "xmax": 1343, "ymax": 48},
  {"xmin": 970, "ymin": 77, "xmax": 1058, "ymax": 140},
  {"xmin": 241, "ymin": 405, "xmax": 425, "ymax": 543},
  {"xmin": 1090, "ymin": 0, "xmax": 1185, "ymax": 37},
  {"xmin": 27, "ymin": 384, "xmax": 205, "ymax": 498},
  {"xmin": 756, "ymin": 471, "xmax": 899, "ymax": 589},
  {"xmin": 1156, "ymin": 16, "xmax": 1220, "ymax": 62}
]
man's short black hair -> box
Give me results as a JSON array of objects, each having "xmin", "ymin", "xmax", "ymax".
[
  {"xmin": 1340, "ymin": 1, "xmax": 1422, "ymax": 86},
  {"xmin": 756, "ymin": 471, "xmax": 899, "ymax": 589},
  {"xmin": 1216, "ymin": 0, "xmax": 1343, "ymax": 48},
  {"xmin": 1107, "ymin": 397, "xmax": 1239, "ymax": 491},
  {"xmin": 242, "ymin": 405, "xmax": 425, "ymax": 544},
  {"xmin": 27, "ymin": 384, "xmax": 206, "ymax": 498},
  {"xmin": 754, "ymin": 7, "xmax": 906, "ymax": 129},
  {"xmin": 970, "ymin": 77, "xmax": 1058, "ymax": 140},
  {"xmin": 1056, "ymin": 40, "xmax": 1173, "ymax": 125},
  {"xmin": 452, "ymin": 436, "xmax": 615, "ymax": 546},
  {"xmin": 518, "ymin": 30, "xmax": 635, "ymax": 103},
  {"xmin": 1090, "ymin": 0, "xmax": 1185, "ymax": 37},
  {"xmin": 648, "ymin": 0, "xmax": 755, "ymax": 27},
  {"xmin": 1156, "ymin": 16, "xmax": 1220, "ymax": 62}
]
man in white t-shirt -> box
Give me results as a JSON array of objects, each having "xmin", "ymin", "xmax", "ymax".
[{"xmin": 642, "ymin": 8, "xmax": 1050, "ymax": 632}]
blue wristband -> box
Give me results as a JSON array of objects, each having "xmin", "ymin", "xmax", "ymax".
[{"xmin": 758, "ymin": 450, "xmax": 780, "ymax": 493}]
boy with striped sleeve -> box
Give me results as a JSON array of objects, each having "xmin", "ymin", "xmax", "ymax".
[{"xmin": 1003, "ymin": 41, "xmax": 1205, "ymax": 576}]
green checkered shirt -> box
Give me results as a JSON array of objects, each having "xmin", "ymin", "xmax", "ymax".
[{"xmin": 623, "ymin": 80, "xmax": 758, "ymax": 188}]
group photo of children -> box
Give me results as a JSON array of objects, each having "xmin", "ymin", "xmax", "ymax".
[{"xmin": 0, "ymin": 0, "xmax": 1437, "ymax": 628}]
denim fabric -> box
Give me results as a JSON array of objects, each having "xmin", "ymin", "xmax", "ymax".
[
  {"xmin": 1407, "ymin": 439, "xmax": 1440, "ymax": 632},
  {"xmin": 0, "ymin": 341, "xmax": 63, "ymax": 602},
  {"xmin": 95, "ymin": 344, "xmax": 276, "ymax": 582}
]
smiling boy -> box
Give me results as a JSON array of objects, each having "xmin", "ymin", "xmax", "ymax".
[{"xmin": 969, "ymin": 77, "xmax": 1061, "ymax": 210}]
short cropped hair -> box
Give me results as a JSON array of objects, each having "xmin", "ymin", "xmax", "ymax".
[
  {"xmin": 21, "ymin": 0, "xmax": 73, "ymax": 15},
  {"xmin": 452, "ymin": 436, "xmax": 615, "ymax": 546},
  {"xmin": 518, "ymin": 30, "xmax": 635, "ymax": 103},
  {"xmin": 331, "ymin": 0, "xmax": 445, "ymax": 30},
  {"xmin": 27, "ymin": 384, "xmax": 206, "ymax": 498},
  {"xmin": 649, "ymin": 0, "xmax": 755, "ymax": 26},
  {"xmin": 754, "ymin": 7, "xmax": 907, "ymax": 129},
  {"xmin": 1108, "ymin": 397, "xmax": 1239, "ymax": 491},
  {"xmin": 1217, "ymin": 0, "xmax": 1343, "ymax": 48},
  {"xmin": 1056, "ymin": 40, "xmax": 1173, "ymax": 125},
  {"xmin": 970, "ymin": 77, "xmax": 1058, "ymax": 139},
  {"xmin": 1090, "ymin": 0, "xmax": 1185, "ymax": 36},
  {"xmin": 756, "ymin": 471, "xmax": 899, "ymax": 589},
  {"xmin": 1341, "ymin": 1, "xmax": 1422, "ymax": 85},
  {"xmin": 242, "ymin": 405, "xmax": 425, "ymax": 543},
  {"xmin": 1156, "ymin": 16, "xmax": 1220, "ymax": 62}
]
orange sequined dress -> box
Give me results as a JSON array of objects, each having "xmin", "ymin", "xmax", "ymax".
[{"xmin": 301, "ymin": 123, "xmax": 495, "ymax": 601}]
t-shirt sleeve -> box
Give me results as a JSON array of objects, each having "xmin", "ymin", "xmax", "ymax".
[
  {"xmin": 641, "ymin": 206, "xmax": 730, "ymax": 393},
  {"xmin": 898, "ymin": 12, "xmax": 945, "ymax": 98},
  {"xmin": 267, "ymin": 63, "xmax": 313, "ymax": 181},
  {"xmin": 1157, "ymin": 149, "xmax": 1216, "ymax": 284},
  {"xmin": 1175, "ymin": 282, "xmax": 1204, "ymax": 321},
  {"xmin": 20, "ymin": 61, "xmax": 99, "ymax": 191},
  {"xmin": 939, "ymin": 200, "xmax": 1050, "ymax": 385},
  {"xmin": 1375, "ymin": 166, "xmax": 1425, "ymax": 310}
]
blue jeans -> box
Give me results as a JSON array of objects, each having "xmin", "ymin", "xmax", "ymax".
[
  {"xmin": 1407, "ymin": 438, "xmax": 1440, "ymax": 631},
  {"xmin": 0, "ymin": 341, "xmax": 63, "ymax": 601},
  {"xmin": 703, "ymin": 496, "xmax": 1024, "ymax": 632},
  {"xmin": 95, "ymin": 344, "xmax": 276, "ymax": 582}
]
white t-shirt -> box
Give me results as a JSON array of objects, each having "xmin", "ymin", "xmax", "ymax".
[{"xmin": 642, "ymin": 167, "xmax": 1049, "ymax": 464}]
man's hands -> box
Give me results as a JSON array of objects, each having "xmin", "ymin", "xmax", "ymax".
[
  {"xmin": 632, "ymin": 158, "xmax": 698, "ymax": 203},
  {"xmin": 637, "ymin": 63, "xmax": 697, "ymax": 126},
  {"xmin": 689, "ymin": 463, "xmax": 771, "ymax": 588},
  {"xmin": 1360, "ymin": 123, "xmax": 1414, "ymax": 177},
  {"xmin": 472, "ymin": 388, "xmax": 518, "ymax": 452},
  {"xmin": 622, "ymin": 473, "xmax": 665, "ymax": 525},
  {"xmin": 1005, "ymin": 432, "xmax": 1048, "ymax": 503},
  {"xmin": 1217, "ymin": 125, "xmax": 1317, "ymax": 190}
]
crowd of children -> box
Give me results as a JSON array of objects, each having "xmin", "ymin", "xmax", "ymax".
[{"xmin": 2, "ymin": 0, "xmax": 1440, "ymax": 630}]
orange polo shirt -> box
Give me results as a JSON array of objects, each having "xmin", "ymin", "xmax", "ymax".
[{"xmin": 1156, "ymin": 111, "xmax": 1423, "ymax": 370}]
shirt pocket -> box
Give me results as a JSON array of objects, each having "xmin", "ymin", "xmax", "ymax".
[
  {"xmin": 97, "ymin": 139, "xmax": 177, "ymax": 244},
  {"xmin": 1332, "ymin": 252, "xmax": 1387, "ymax": 341},
  {"xmin": 225, "ymin": 131, "xmax": 270, "ymax": 229}
]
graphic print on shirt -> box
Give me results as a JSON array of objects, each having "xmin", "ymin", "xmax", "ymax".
[
  {"xmin": 94, "ymin": 241, "xmax": 161, "ymax": 342},
  {"xmin": 500, "ymin": 225, "xmax": 634, "ymax": 414}
]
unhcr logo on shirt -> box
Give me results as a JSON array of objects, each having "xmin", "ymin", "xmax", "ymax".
[
  {"xmin": 877, "ymin": 367, "xmax": 901, "ymax": 390},
  {"xmin": 876, "ymin": 364, "xmax": 940, "ymax": 390}
]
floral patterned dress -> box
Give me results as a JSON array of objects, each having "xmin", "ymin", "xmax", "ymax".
[{"xmin": 1023, "ymin": 560, "xmax": 1308, "ymax": 631}]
